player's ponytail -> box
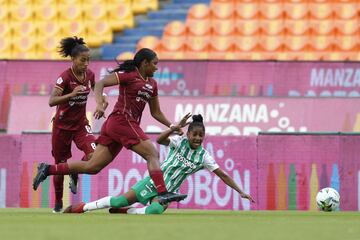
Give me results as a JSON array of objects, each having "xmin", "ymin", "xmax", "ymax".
[
  {"xmin": 188, "ymin": 114, "xmax": 205, "ymax": 132},
  {"xmin": 111, "ymin": 48, "xmax": 157, "ymax": 73},
  {"xmin": 58, "ymin": 36, "xmax": 88, "ymax": 58}
]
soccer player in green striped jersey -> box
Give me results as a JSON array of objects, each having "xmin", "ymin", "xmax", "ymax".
[{"xmin": 64, "ymin": 114, "xmax": 255, "ymax": 214}]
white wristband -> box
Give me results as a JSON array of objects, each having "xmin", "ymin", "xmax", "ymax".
[{"xmin": 102, "ymin": 92, "xmax": 107, "ymax": 97}]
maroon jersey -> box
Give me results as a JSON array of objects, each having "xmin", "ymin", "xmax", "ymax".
[
  {"xmin": 112, "ymin": 70, "xmax": 158, "ymax": 123},
  {"xmin": 53, "ymin": 68, "xmax": 95, "ymax": 130}
]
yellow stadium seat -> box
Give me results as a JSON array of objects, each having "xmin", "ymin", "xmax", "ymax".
[
  {"xmin": 132, "ymin": 0, "xmax": 159, "ymax": 14},
  {"xmin": 335, "ymin": 18, "xmax": 359, "ymax": 35},
  {"xmin": 235, "ymin": 19, "xmax": 260, "ymax": 35},
  {"xmin": 58, "ymin": 4, "xmax": 83, "ymax": 22},
  {"xmin": 33, "ymin": 0, "xmax": 56, "ymax": 4},
  {"xmin": 0, "ymin": 37, "xmax": 12, "ymax": 59},
  {"xmin": 186, "ymin": 19, "xmax": 211, "ymax": 36},
  {"xmin": 0, "ymin": 5, "xmax": 9, "ymax": 22},
  {"xmin": 334, "ymin": 1, "xmax": 358, "ymax": 19},
  {"xmin": 260, "ymin": 1, "xmax": 284, "ymax": 19},
  {"xmin": 107, "ymin": 3, "xmax": 134, "ymax": 31},
  {"xmin": 235, "ymin": 1, "xmax": 259, "ymax": 19},
  {"xmin": 12, "ymin": 36, "xmax": 37, "ymax": 59},
  {"xmin": 209, "ymin": 36, "xmax": 235, "ymax": 60},
  {"xmin": 261, "ymin": 19, "xmax": 285, "ymax": 35},
  {"xmin": 85, "ymin": 20, "xmax": 112, "ymax": 47},
  {"xmin": 211, "ymin": 19, "xmax": 236, "ymax": 36},
  {"xmin": 137, "ymin": 36, "xmax": 160, "ymax": 51},
  {"xmin": 34, "ymin": 4, "xmax": 58, "ymax": 22},
  {"xmin": 210, "ymin": 1, "xmax": 235, "ymax": 20},
  {"xmin": 60, "ymin": 21, "xmax": 86, "ymax": 38},
  {"xmin": 185, "ymin": 36, "xmax": 210, "ymax": 59},
  {"xmin": 0, "ymin": 22, "xmax": 11, "ymax": 38},
  {"xmin": 12, "ymin": 21, "xmax": 37, "ymax": 37},
  {"xmin": 116, "ymin": 51, "xmax": 134, "ymax": 61},
  {"xmin": 9, "ymin": 4, "xmax": 34, "ymax": 21},
  {"xmin": 284, "ymin": 19, "xmax": 310, "ymax": 35},
  {"xmin": 163, "ymin": 21, "xmax": 186, "ymax": 37},
  {"xmin": 284, "ymin": 1, "xmax": 309, "ymax": 20},
  {"xmin": 310, "ymin": 19, "xmax": 335, "ymax": 35},
  {"xmin": 36, "ymin": 21, "xmax": 61, "ymax": 37},
  {"xmin": 309, "ymin": 1, "xmax": 333, "ymax": 19},
  {"xmin": 159, "ymin": 36, "xmax": 186, "ymax": 59},
  {"xmin": 83, "ymin": 3, "xmax": 107, "ymax": 20},
  {"xmin": 187, "ymin": 4, "xmax": 211, "ymax": 20},
  {"xmin": 36, "ymin": 35, "xmax": 59, "ymax": 54}
]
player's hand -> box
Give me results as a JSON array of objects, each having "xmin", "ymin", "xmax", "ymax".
[
  {"xmin": 94, "ymin": 104, "xmax": 106, "ymax": 119},
  {"xmin": 171, "ymin": 113, "xmax": 192, "ymax": 133},
  {"xmin": 240, "ymin": 193, "xmax": 255, "ymax": 203},
  {"xmin": 71, "ymin": 86, "xmax": 85, "ymax": 97}
]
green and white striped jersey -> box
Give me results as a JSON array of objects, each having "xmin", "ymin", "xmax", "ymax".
[{"xmin": 150, "ymin": 135, "xmax": 219, "ymax": 193}]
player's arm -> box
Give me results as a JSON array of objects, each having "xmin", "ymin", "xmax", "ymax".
[
  {"xmin": 48, "ymin": 85, "xmax": 84, "ymax": 107},
  {"xmin": 149, "ymin": 96, "xmax": 172, "ymax": 128},
  {"xmin": 93, "ymin": 73, "xmax": 118, "ymax": 119},
  {"xmin": 213, "ymin": 168, "xmax": 255, "ymax": 203},
  {"xmin": 157, "ymin": 113, "xmax": 192, "ymax": 145}
]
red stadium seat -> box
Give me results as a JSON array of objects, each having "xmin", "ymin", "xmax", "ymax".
[
  {"xmin": 259, "ymin": 34, "xmax": 285, "ymax": 52},
  {"xmin": 309, "ymin": 1, "xmax": 334, "ymax": 19},
  {"xmin": 310, "ymin": 19, "xmax": 335, "ymax": 35},
  {"xmin": 137, "ymin": 36, "xmax": 161, "ymax": 51},
  {"xmin": 187, "ymin": 4, "xmax": 211, "ymax": 20},
  {"xmin": 163, "ymin": 21, "xmax": 186, "ymax": 37},
  {"xmin": 334, "ymin": 34, "xmax": 359, "ymax": 51},
  {"xmin": 186, "ymin": 19, "xmax": 211, "ymax": 36},
  {"xmin": 284, "ymin": 1, "xmax": 309, "ymax": 20},
  {"xmin": 235, "ymin": 19, "xmax": 260, "ymax": 35},
  {"xmin": 235, "ymin": 1, "xmax": 259, "ymax": 19},
  {"xmin": 284, "ymin": 19, "xmax": 310, "ymax": 35},
  {"xmin": 260, "ymin": 1, "xmax": 284, "ymax": 19},
  {"xmin": 209, "ymin": 36, "xmax": 235, "ymax": 60},
  {"xmin": 211, "ymin": 19, "xmax": 236, "ymax": 36},
  {"xmin": 334, "ymin": 18, "xmax": 359, "ymax": 35},
  {"xmin": 261, "ymin": 19, "xmax": 285, "ymax": 35},
  {"xmin": 159, "ymin": 36, "xmax": 186, "ymax": 59},
  {"xmin": 334, "ymin": 1, "xmax": 359, "ymax": 19},
  {"xmin": 185, "ymin": 36, "xmax": 210, "ymax": 59},
  {"xmin": 234, "ymin": 35, "xmax": 261, "ymax": 59},
  {"xmin": 210, "ymin": 1, "xmax": 235, "ymax": 20}
]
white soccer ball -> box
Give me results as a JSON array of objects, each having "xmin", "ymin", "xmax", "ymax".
[{"xmin": 316, "ymin": 187, "xmax": 340, "ymax": 212}]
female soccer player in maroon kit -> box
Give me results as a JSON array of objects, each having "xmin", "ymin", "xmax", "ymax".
[
  {"xmin": 33, "ymin": 48, "xmax": 186, "ymax": 204},
  {"xmin": 48, "ymin": 36, "xmax": 107, "ymax": 213}
]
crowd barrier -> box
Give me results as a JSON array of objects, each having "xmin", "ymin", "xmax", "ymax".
[
  {"xmin": 0, "ymin": 133, "xmax": 359, "ymax": 211},
  {"xmin": 1, "ymin": 60, "xmax": 360, "ymax": 129}
]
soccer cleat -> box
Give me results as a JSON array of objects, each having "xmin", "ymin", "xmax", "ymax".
[
  {"xmin": 69, "ymin": 174, "xmax": 78, "ymax": 194},
  {"xmin": 32, "ymin": 163, "xmax": 50, "ymax": 191},
  {"xmin": 157, "ymin": 192, "xmax": 187, "ymax": 205},
  {"xmin": 63, "ymin": 202, "xmax": 85, "ymax": 213},
  {"xmin": 109, "ymin": 207, "xmax": 130, "ymax": 214},
  {"xmin": 52, "ymin": 202, "xmax": 63, "ymax": 213}
]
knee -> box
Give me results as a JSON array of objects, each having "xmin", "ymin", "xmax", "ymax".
[{"xmin": 143, "ymin": 149, "xmax": 159, "ymax": 161}]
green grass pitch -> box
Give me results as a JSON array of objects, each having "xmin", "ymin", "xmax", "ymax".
[{"xmin": 0, "ymin": 209, "xmax": 359, "ymax": 240}]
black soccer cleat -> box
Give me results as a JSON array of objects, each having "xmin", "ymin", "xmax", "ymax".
[
  {"xmin": 69, "ymin": 174, "xmax": 78, "ymax": 194},
  {"xmin": 52, "ymin": 202, "xmax": 63, "ymax": 213},
  {"xmin": 157, "ymin": 192, "xmax": 187, "ymax": 205},
  {"xmin": 32, "ymin": 163, "xmax": 50, "ymax": 191}
]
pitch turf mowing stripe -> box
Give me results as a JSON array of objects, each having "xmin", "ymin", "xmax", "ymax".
[{"xmin": 41, "ymin": 177, "xmax": 50, "ymax": 208}]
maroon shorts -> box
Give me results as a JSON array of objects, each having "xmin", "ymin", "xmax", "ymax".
[
  {"xmin": 52, "ymin": 124, "xmax": 96, "ymax": 163},
  {"xmin": 96, "ymin": 112, "xmax": 149, "ymax": 157}
]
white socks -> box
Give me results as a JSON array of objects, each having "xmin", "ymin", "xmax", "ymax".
[{"xmin": 83, "ymin": 196, "xmax": 112, "ymax": 212}]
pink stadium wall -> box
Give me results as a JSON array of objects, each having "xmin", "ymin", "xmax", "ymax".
[
  {"xmin": 1, "ymin": 60, "xmax": 360, "ymax": 129},
  {"xmin": 0, "ymin": 133, "xmax": 359, "ymax": 211}
]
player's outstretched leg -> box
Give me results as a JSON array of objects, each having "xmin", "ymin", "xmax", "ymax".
[
  {"xmin": 32, "ymin": 163, "xmax": 50, "ymax": 190},
  {"xmin": 157, "ymin": 192, "xmax": 187, "ymax": 205},
  {"xmin": 63, "ymin": 202, "xmax": 86, "ymax": 213},
  {"xmin": 69, "ymin": 174, "xmax": 78, "ymax": 194}
]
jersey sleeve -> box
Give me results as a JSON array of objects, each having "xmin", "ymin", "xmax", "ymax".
[
  {"xmin": 115, "ymin": 71, "xmax": 133, "ymax": 85},
  {"xmin": 55, "ymin": 74, "xmax": 69, "ymax": 92},
  {"xmin": 168, "ymin": 135, "xmax": 183, "ymax": 148},
  {"xmin": 203, "ymin": 151, "xmax": 219, "ymax": 172}
]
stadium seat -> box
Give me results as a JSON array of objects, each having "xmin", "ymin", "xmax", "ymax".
[
  {"xmin": 310, "ymin": 34, "xmax": 335, "ymax": 52},
  {"xmin": 284, "ymin": 19, "xmax": 310, "ymax": 35},
  {"xmin": 163, "ymin": 21, "xmax": 186, "ymax": 37},
  {"xmin": 132, "ymin": 0, "xmax": 159, "ymax": 14},
  {"xmin": 107, "ymin": 3, "xmax": 134, "ymax": 31},
  {"xmin": 334, "ymin": 18, "xmax": 359, "ymax": 35},
  {"xmin": 310, "ymin": 19, "xmax": 335, "ymax": 35},
  {"xmin": 0, "ymin": 37, "xmax": 12, "ymax": 59},
  {"xmin": 159, "ymin": 36, "xmax": 186, "ymax": 59},
  {"xmin": 259, "ymin": 34, "xmax": 285, "ymax": 52},
  {"xmin": 235, "ymin": 19, "xmax": 260, "ymax": 35},
  {"xmin": 36, "ymin": 21, "xmax": 61, "ymax": 38},
  {"xmin": 83, "ymin": 3, "xmax": 107, "ymax": 20},
  {"xmin": 0, "ymin": 5, "xmax": 9, "ymax": 22},
  {"xmin": 234, "ymin": 35, "xmax": 260, "ymax": 52},
  {"xmin": 12, "ymin": 21, "xmax": 36, "ymax": 37},
  {"xmin": 209, "ymin": 36, "xmax": 235, "ymax": 60},
  {"xmin": 186, "ymin": 19, "xmax": 211, "ymax": 36},
  {"xmin": 34, "ymin": 4, "xmax": 57, "ymax": 22},
  {"xmin": 235, "ymin": 1, "xmax": 259, "ymax": 19},
  {"xmin": 309, "ymin": 1, "xmax": 333, "ymax": 20},
  {"xmin": 334, "ymin": 1, "xmax": 358, "ymax": 19},
  {"xmin": 210, "ymin": 1, "xmax": 235, "ymax": 20},
  {"xmin": 261, "ymin": 19, "xmax": 285, "ymax": 35},
  {"xmin": 9, "ymin": 4, "xmax": 34, "ymax": 22},
  {"xmin": 284, "ymin": 1, "xmax": 309, "ymax": 20},
  {"xmin": 211, "ymin": 19, "xmax": 236, "ymax": 36},
  {"xmin": 85, "ymin": 20, "xmax": 113, "ymax": 47},
  {"xmin": 334, "ymin": 34, "xmax": 359, "ymax": 51},
  {"xmin": 187, "ymin": 4, "xmax": 211, "ymax": 20},
  {"xmin": 137, "ymin": 36, "xmax": 161, "ymax": 51},
  {"xmin": 12, "ymin": 36, "xmax": 37, "ymax": 59},
  {"xmin": 60, "ymin": 21, "xmax": 86, "ymax": 38},
  {"xmin": 260, "ymin": 1, "xmax": 283, "ymax": 19},
  {"xmin": 58, "ymin": 4, "xmax": 83, "ymax": 22},
  {"xmin": 116, "ymin": 51, "xmax": 134, "ymax": 61},
  {"xmin": 284, "ymin": 34, "xmax": 310, "ymax": 52},
  {"xmin": 185, "ymin": 36, "xmax": 210, "ymax": 59},
  {"xmin": 36, "ymin": 35, "xmax": 61, "ymax": 59}
]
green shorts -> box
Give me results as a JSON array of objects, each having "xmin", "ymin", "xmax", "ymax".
[{"xmin": 131, "ymin": 176, "xmax": 158, "ymax": 205}]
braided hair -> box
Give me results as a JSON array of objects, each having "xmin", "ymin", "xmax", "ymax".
[{"xmin": 188, "ymin": 114, "xmax": 205, "ymax": 133}]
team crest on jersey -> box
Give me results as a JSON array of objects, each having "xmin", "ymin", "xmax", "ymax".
[
  {"xmin": 56, "ymin": 77, "xmax": 63, "ymax": 84},
  {"xmin": 145, "ymin": 83, "xmax": 153, "ymax": 90},
  {"xmin": 140, "ymin": 190, "xmax": 147, "ymax": 197}
]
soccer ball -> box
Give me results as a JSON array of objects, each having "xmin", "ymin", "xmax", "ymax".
[{"xmin": 316, "ymin": 187, "xmax": 340, "ymax": 212}]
